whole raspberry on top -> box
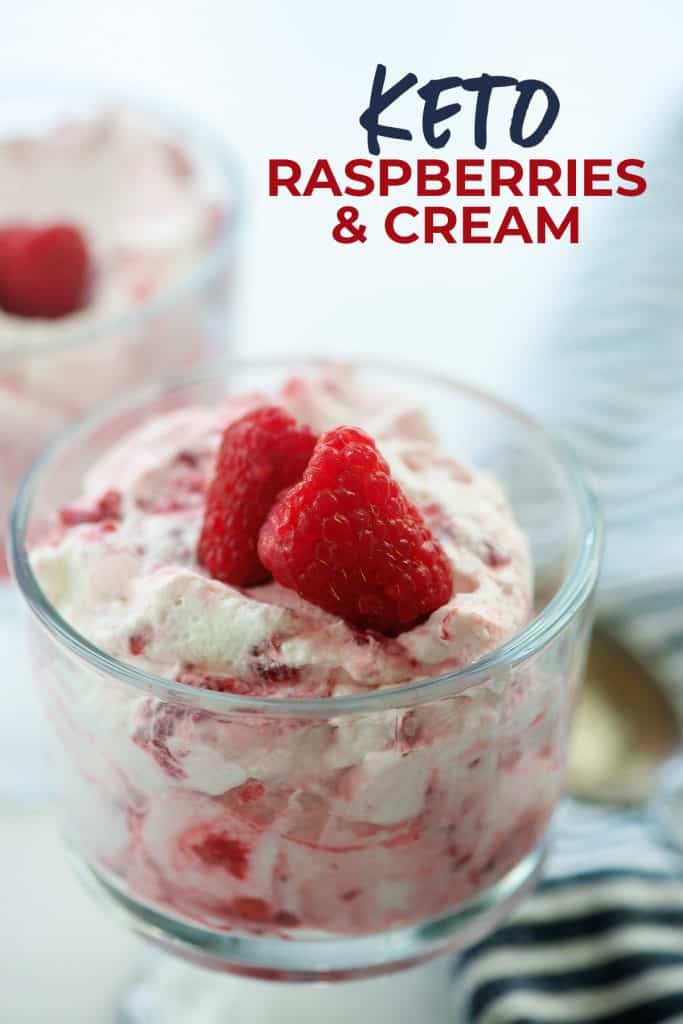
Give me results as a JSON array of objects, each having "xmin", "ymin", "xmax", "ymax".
[
  {"xmin": 0, "ymin": 223, "xmax": 91, "ymax": 319},
  {"xmin": 258, "ymin": 426, "xmax": 453, "ymax": 635},
  {"xmin": 198, "ymin": 406, "xmax": 317, "ymax": 587}
]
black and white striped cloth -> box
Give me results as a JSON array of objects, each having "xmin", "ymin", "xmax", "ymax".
[
  {"xmin": 461, "ymin": 118, "xmax": 683, "ymax": 1021},
  {"xmin": 461, "ymin": 803, "xmax": 683, "ymax": 1024}
]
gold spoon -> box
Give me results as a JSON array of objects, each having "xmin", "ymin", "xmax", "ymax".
[{"xmin": 567, "ymin": 631, "xmax": 679, "ymax": 805}]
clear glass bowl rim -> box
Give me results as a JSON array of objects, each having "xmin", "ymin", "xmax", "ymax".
[
  {"xmin": 0, "ymin": 75, "xmax": 243, "ymax": 363},
  {"xmin": 9, "ymin": 357, "xmax": 603, "ymax": 717}
]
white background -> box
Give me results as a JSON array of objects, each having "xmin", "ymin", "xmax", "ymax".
[{"xmin": 1, "ymin": 2, "xmax": 682, "ymax": 1020}]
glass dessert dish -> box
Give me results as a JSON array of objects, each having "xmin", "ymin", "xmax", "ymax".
[
  {"xmin": 10, "ymin": 360, "xmax": 601, "ymax": 1022},
  {"xmin": 0, "ymin": 80, "xmax": 241, "ymax": 798}
]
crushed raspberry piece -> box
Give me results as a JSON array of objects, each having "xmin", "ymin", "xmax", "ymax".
[
  {"xmin": 382, "ymin": 823, "xmax": 422, "ymax": 849},
  {"xmin": 0, "ymin": 223, "xmax": 91, "ymax": 319},
  {"xmin": 129, "ymin": 636, "xmax": 145, "ymax": 656},
  {"xmin": 258, "ymin": 426, "xmax": 453, "ymax": 635},
  {"xmin": 136, "ymin": 453, "xmax": 206, "ymax": 515},
  {"xmin": 198, "ymin": 406, "xmax": 317, "ymax": 587},
  {"xmin": 131, "ymin": 701, "xmax": 186, "ymax": 780},
  {"xmin": 421, "ymin": 501, "xmax": 458, "ymax": 542},
  {"xmin": 273, "ymin": 910, "xmax": 300, "ymax": 927},
  {"xmin": 448, "ymin": 847, "xmax": 473, "ymax": 869},
  {"xmin": 179, "ymin": 668, "xmax": 253, "ymax": 694},
  {"xmin": 237, "ymin": 779, "xmax": 266, "ymax": 804},
  {"xmin": 176, "ymin": 450, "xmax": 199, "ymax": 468},
  {"xmin": 59, "ymin": 489, "xmax": 122, "ymax": 527},
  {"xmin": 483, "ymin": 541, "xmax": 510, "ymax": 568},
  {"xmin": 232, "ymin": 897, "xmax": 271, "ymax": 922},
  {"xmin": 254, "ymin": 661, "xmax": 300, "ymax": 684},
  {"xmin": 190, "ymin": 832, "xmax": 250, "ymax": 879},
  {"xmin": 422, "ymin": 502, "xmax": 442, "ymax": 519},
  {"xmin": 128, "ymin": 625, "xmax": 152, "ymax": 656},
  {"xmin": 439, "ymin": 609, "xmax": 455, "ymax": 641},
  {"xmin": 500, "ymin": 749, "xmax": 522, "ymax": 771},
  {"xmin": 398, "ymin": 710, "xmax": 423, "ymax": 750},
  {"xmin": 179, "ymin": 667, "xmax": 307, "ymax": 698}
]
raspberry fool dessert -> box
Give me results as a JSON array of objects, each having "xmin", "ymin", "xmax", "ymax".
[
  {"xmin": 23, "ymin": 367, "xmax": 582, "ymax": 945},
  {"xmin": 0, "ymin": 103, "xmax": 237, "ymax": 575}
]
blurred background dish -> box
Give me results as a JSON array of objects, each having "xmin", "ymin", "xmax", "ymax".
[{"xmin": 0, "ymin": 80, "xmax": 242, "ymax": 800}]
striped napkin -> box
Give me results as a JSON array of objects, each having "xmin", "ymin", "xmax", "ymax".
[
  {"xmin": 461, "ymin": 119, "xmax": 683, "ymax": 1021},
  {"xmin": 461, "ymin": 802, "xmax": 683, "ymax": 1024}
]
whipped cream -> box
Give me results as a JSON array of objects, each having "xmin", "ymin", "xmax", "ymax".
[{"xmin": 34, "ymin": 369, "xmax": 532, "ymax": 695}]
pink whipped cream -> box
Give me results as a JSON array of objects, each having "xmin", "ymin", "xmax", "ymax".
[
  {"xmin": 32, "ymin": 371, "xmax": 564, "ymax": 937},
  {"xmin": 0, "ymin": 108, "xmax": 231, "ymax": 574}
]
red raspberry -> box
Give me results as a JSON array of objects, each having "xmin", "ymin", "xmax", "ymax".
[
  {"xmin": 0, "ymin": 223, "xmax": 91, "ymax": 319},
  {"xmin": 258, "ymin": 426, "xmax": 453, "ymax": 635},
  {"xmin": 190, "ymin": 832, "xmax": 250, "ymax": 878},
  {"xmin": 198, "ymin": 406, "xmax": 317, "ymax": 587}
]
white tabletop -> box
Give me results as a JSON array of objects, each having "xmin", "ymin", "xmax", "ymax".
[{"xmin": 1, "ymin": 802, "xmax": 145, "ymax": 1023}]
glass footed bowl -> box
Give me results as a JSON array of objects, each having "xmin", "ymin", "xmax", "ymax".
[{"xmin": 9, "ymin": 360, "xmax": 602, "ymax": 1023}]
